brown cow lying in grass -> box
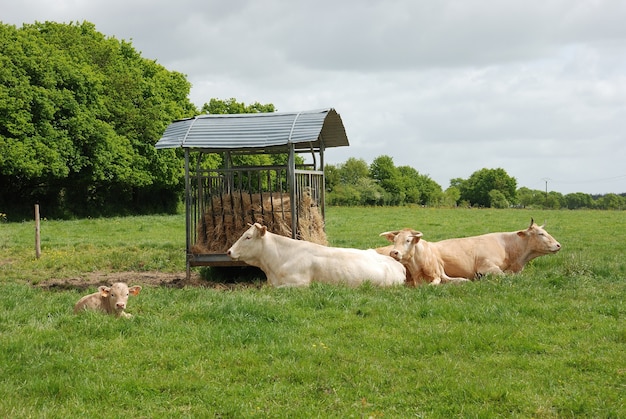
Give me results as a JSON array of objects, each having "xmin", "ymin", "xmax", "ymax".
[
  {"xmin": 379, "ymin": 230, "xmax": 469, "ymax": 285},
  {"xmin": 381, "ymin": 219, "xmax": 561, "ymax": 283},
  {"xmin": 74, "ymin": 282, "xmax": 142, "ymax": 318}
]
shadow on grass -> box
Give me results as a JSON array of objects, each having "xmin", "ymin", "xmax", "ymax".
[
  {"xmin": 199, "ymin": 266, "xmax": 267, "ymax": 289},
  {"xmin": 34, "ymin": 267, "xmax": 268, "ymax": 292}
]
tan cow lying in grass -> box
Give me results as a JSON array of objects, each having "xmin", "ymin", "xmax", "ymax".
[
  {"xmin": 380, "ymin": 230, "xmax": 469, "ymax": 285},
  {"xmin": 433, "ymin": 219, "xmax": 561, "ymax": 279},
  {"xmin": 382, "ymin": 219, "xmax": 561, "ymax": 282},
  {"xmin": 227, "ymin": 223, "xmax": 406, "ymax": 287},
  {"xmin": 74, "ymin": 282, "xmax": 142, "ymax": 318}
]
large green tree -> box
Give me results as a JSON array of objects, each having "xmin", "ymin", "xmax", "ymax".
[
  {"xmin": 370, "ymin": 155, "xmax": 404, "ymax": 204},
  {"xmin": 0, "ymin": 21, "xmax": 196, "ymax": 218},
  {"xmin": 564, "ymin": 192, "xmax": 595, "ymax": 209},
  {"xmin": 337, "ymin": 157, "xmax": 369, "ymax": 185},
  {"xmin": 458, "ymin": 168, "xmax": 517, "ymax": 207},
  {"xmin": 325, "ymin": 158, "xmax": 386, "ymax": 206},
  {"xmin": 397, "ymin": 165, "xmax": 443, "ymax": 205}
]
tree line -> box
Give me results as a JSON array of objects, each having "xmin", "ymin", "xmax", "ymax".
[
  {"xmin": 325, "ymin": 158, "xmax": 625, "ymax": 210},
  {"xmin": 1, "ymin": 21, "xmax": 623, "ymax": 220}
]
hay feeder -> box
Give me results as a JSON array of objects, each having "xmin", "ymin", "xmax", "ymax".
[{"xmin": 155, "ymin": 108, "xmax": 350, "ymax": 278}]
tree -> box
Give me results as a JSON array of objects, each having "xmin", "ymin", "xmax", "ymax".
[
  {"xmin": 460, "ymin": 168, "xmax": 517, "ymax": 207},
  {"xmin": 544, "ymin": 191, "xmax": 564, "ymax": 209},
  {"xmin": 449, "ymin": 178, "xmax": 465, "ymax": 189},
  {"xmin": 596, "ymin": 193, "xmax": 624, "ymax": 210},
  {"xmin": 355, "ymin": 177, "xmax": 387, "ymax": 205},
  {"xmin": 442, "ymin": 186, "xmax": 461, "ymax": 207},
  {"xmin": 564, "ymin": 192, "xmax": 595, "ymax": 209},
  {"xmin": 339, "ymin": 158, "xmax": 369, "ymax": 185},
  {"xmin": 0, "ymin": 21, "xmax": 196, "ymax": 218},
  {"xmin": 517, "ymin": 187, "xmax": 542, "ymax": 208},
  {"xmin": 397, "ymin": 166, "xmax": 422, "ymax": 203},
  {"xmin": 326, "ymin": 184, "xmax": 361, "ymax": 206},
  {"xmin": 397, "ymin": 166, "xmax": 443, "ymax": 205},
  {"xmin": 201, "ymin": 98, "xmax": 275, "ymax": 114},
  {"xmin": 488, "ymin": 189, "xmax": 510, "ymax": 208},
  {"xmin": 324, "ymin": 164, "xmax": 340, "ymax": 192},
  {"xmin": 370, "ymin": 155, "xmax": 404, "ymax": 204}
]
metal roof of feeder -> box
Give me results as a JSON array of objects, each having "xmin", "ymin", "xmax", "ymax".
[{"xmin": 154, "ymin": 108, "xmax": 349, "ymax": 152}]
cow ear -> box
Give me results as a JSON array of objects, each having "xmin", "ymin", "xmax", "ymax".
[
  {"xmin": 98, "ymin": 286, "xmax": 111, "ymax": 297},
  {"xmin": 411, "ymin": 231, "xmax": 423, "ymax": 243},
  {"xmin": 129, "ymin": 286, "xmax": 142, "ymax": 296},
  {"xmin": 379, "ymin": 231, "xmax": 397, "ymax": 242},
  {"xmin": 255, "ymin": 224, "xmax": 267, "ymax": 236},
  {"xmin": 517, "ymin": 230, "xmax": 527, "ymax": 238}
]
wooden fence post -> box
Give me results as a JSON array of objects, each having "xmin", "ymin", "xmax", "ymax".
[{"xmin": 35, "ymin": 204, "xmax": 41, "ymax": 259}]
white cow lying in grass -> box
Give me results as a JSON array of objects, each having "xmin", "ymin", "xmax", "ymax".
[
  {"xmin": 375, "ymin": 244, "xmax": 414, "ymax": 285},
  {"xmin": 227, "ymin": 223, "xmax": 406, "ymax": 287},
  {"xmin": 74, "ymin": 282, "xmax": 142, "ymax": 318}
]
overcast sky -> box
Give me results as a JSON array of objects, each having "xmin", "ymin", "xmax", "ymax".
[{"xmin": 4, "ymin": 0, "xmax": 626, "ymax": 194}]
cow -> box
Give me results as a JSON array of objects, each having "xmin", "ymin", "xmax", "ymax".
[
  {"xmin": 375, "ymin": 244, "xmax": 415, "ymax": 285},
  {"xmin": 380, "ymin": 229, "xmax": 470, "ymax": 285},
  {"xmin": 227, "ymin": 223, "xmax": 406, "ymax": 287},
  {"xmin": 74, "ymin": 282, "xmax": 142, "ymax": 318},
  {"xmin": 430, "ymin": 219, "xmax": 561, "ymax": 279}
]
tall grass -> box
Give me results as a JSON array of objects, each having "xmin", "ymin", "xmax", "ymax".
[{"xmin": 0, "ymin": 208, "xmax": 625, "ymax": 417}]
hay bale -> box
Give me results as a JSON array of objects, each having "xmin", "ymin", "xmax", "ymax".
[
  {"xmin": 295, "ymin": 190, "xmax": 327, "ymax": 245},
  {"xmin": 192, "ymin": 192, "xmax": 327, "ymax": 254}
]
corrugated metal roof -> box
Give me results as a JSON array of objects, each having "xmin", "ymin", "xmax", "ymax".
[{"xmin": 154, "ymin": 108, "xmax": 349, "ymax": 152}]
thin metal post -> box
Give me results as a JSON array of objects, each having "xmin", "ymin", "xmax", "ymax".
[
  {"xmin": 184, "ymin": 149, "xmax": 191, "ymax": 280},
  {"xmin": 288, "ymin": 144, "xmax": 297, "ymax": 239},
  {"xmin": 34, "ymin": 204, "xmax": 41, "ymax": 259}
]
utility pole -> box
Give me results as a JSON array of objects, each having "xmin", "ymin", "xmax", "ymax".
[{"xmin": 542, "ymin": 178, "xmax": 550, "ymax": 204}]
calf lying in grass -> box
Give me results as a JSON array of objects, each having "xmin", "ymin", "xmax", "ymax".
[{"xmin": 74, "ymin": 282, "xmax": 142, "ymax": 318}]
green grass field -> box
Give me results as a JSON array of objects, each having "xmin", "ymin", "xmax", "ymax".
[{"xmin": 1, "ymin": 207, "xmax": 625, "ymax": 417}]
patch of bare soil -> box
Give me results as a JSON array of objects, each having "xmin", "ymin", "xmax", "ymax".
[{"xmin": 36, "ymin": 270, "xmax": 264, "ymax": 291}]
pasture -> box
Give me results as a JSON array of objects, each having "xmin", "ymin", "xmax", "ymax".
[{"xmin": 0, "ymin": 207, "xmax": 625, "ymax": 417}]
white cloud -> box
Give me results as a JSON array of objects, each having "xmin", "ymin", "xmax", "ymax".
[{"xmin": 3, "ymin": 0, "xmax": 626, "ymax": 194}]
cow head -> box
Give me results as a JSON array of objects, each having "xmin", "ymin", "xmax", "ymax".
[
  {"xmin": 379, "ymin": 229, "xmax": 423, "ymax": 262},
  {"xmin": 227, "ymin": 222, "xmax": 267, "ymax": 261},
  {"xmin": 99, "ymin": 282, "xmax": 142, "ymax": 312},
  {"xmin": 517, "ymin": 218, "xmax": 561, "ymax": 255}
]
